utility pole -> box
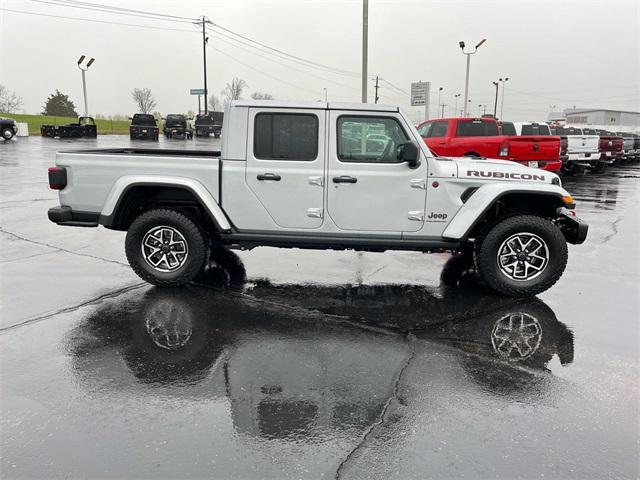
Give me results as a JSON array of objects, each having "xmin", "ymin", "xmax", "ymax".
[
  {"xmin": 441, "ymin": 103, "xmax": 447, "ymax": 118},
  {"xmin": 77, "ymin": 56, "xmax": 95, "ymax": 117},
  {"xmin": 492, "ymin": 81, "xmax": 499, "ymax": 117},
  {"xmin": 454, "ymin": 94, "xmax": 461, "ymax": 117},
  {"xmin": 459, "ymin": 38, "xmax": 486, "ymax": 116},
  {"xmin": 437, "ymin": 87, "xmax": 443, "ymax": 117},
  {"xmin": 373, "ymin": 76, "xmax": 380, "ymax": 103},
  {"xmin": 361, "ymin": 0, "xmax": 368, "ymax": 103},
  {"xmin": 499, "ymin": 77, "xmax": 509, "ymax": 120},
  {"xmin": 200, "ymin": 16, "xmax": 211, "ymax": 114}
]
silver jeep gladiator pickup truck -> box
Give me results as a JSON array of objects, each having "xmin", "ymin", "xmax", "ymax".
[{"xmin": 47, "ymin": 100, "xmax": 587, "ymax": 296}]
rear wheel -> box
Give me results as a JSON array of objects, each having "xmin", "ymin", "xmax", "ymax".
[
  {"xmin": 475, "ymin": 215, "xmax": 568, "ymax": 297},
  {"xmin": 125, "ymin": 209, "xmax": 207, "ymax": 287}
]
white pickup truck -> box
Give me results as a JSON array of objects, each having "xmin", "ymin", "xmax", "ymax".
[
  {"xmin": 549, "ymin": 125, "xmax": 600, "ymax": 173},
  {"xmin": 47, "ymin": 100, "xmax": 587, "ymax": 297}
]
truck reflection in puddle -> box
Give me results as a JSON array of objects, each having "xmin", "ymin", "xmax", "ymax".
[{"xmin": 67, "ymin": 252, "xmax": 574, "ymax": 441}]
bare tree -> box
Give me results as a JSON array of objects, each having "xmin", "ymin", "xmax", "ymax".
[
  {"xmin": 222, "ymin": 77, "xmax": 247, "ymax": 107},
  {"xmin": 131, "ymin": 88, "xmax": 157, "ymax": 114},
  {"xmin": 251, "ymin": 92, "xmax": 274, "ymax": 100},
  {"xmin": 208, "ymin": 94, "xmax": 222, "ymax": 112},
  {"xmin": 0, "ymin": 85, "xmax": 23, "ymax": 113}
]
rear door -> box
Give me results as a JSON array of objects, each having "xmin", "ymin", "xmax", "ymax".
[
  {"xmin": 326, "ymin": 111, "xmax": 427, "ymax": 233},
  {"xmin": 246, "ymin": 108, "xmax": 326, "ymax": 229}
]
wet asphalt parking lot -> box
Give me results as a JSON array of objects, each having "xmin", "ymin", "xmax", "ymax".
[{"xmin": 1, "ymin": 135, "xmax": 638, "ymax": 479}]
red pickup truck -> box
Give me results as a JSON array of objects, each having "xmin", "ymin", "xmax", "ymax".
[{"xmin": 417, "ymin": 117, "xmax": 561, "ymax": 172}]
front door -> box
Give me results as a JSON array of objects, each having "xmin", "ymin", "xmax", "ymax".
[
  {"xmin": 327, "ymin": 112, "xmax": 428, "ymax": 232},
  {"xmin": 246, "ymin": 108, "xmax": 326, "ymax": 229}
]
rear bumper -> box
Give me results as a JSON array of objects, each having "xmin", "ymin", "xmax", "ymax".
[
  {"xmin": 48, "ymin": 206, "xmax": 99, "ymax": 227},
  {"xmin": 556, "ymin": 208, "xmax": 588, "ymax": 245}
]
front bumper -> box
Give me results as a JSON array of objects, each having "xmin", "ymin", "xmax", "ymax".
[
  {"xmin": 48, "ymin": 206, "xmax": 99, "ymax": 227},
  {"xmin": 556, "ymin": 208, "xmax": 588, "ymax": 245}
]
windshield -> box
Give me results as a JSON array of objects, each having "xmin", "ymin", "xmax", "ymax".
[
  {"xmin": 133, "ymin": 114, "xmax": 156, "ymax": 126},
  {"xmin": 500, "ymin": 122, "xmax": 516, "ymax": 136},
  {"xmin": 553, "ymin": 126, "xmax": 583, "ymax": 136},
  {"xmin": 521, "ymin": 124, "xmax": 551, "ymax": 135}
]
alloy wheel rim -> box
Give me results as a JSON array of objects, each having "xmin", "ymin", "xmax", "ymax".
[
  {"xmin": 497, "ymin": 232, "xmax": 549, "ymax": 281},
  {"xmin": 141, "ymin": 226, "xmax": 189, "ymax": 272}
]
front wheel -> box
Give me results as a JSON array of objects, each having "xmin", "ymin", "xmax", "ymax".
[
  {"xmin": 475, "ymin": 215, "xmax": 568, "ymax": 297},
  {"xmin": 2, "ymin": 127, "xmax": 15, "ymax": 140},
  {"xmin": 125, "ymin": 209, "xmax": 207, "ymax": 287}
]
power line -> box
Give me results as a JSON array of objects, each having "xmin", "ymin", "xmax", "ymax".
[
  {"xmin": 208, "ymin": 23, "xmax": 360, "ymax": 78},
  {"xmin": 205, "ymin": 25, "xmax": 360, "ymax": 80},
  {"xmin": 25, "ymin": 0, "xmax": 195, "ymax": 24},
  {"xmin": 208, "ymin": 45, "xmax": 323, "ymax": 96},
  {"xmin": 56, "ymin": 0, "xmax": 197, "ymax": 21},
  {"xmin": 0, "ymin": 7, "xmax": 197, "ymax": 32},
  {"xmin": 206, "ymin": 28, "xmax": 360, "ymax": 92}
]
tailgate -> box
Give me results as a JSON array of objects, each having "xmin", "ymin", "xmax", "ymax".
[
  {"xmin": 508, "ymin": 136, "xmax": 560, "ymax": 161},
  {"xmin": 567, "ymin": 136, "xmax": 599, "ymax": 153}
]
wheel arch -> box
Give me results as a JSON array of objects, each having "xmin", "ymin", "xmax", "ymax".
[
  {"xmin": 442, "ymin": 183, "xmax": 570, "ymax": 241},
  {"xmin": 100, "ymin": 177, "xmax": 231, "ymax": 232}
]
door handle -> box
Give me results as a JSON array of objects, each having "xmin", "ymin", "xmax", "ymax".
[
  {"xmin": 332, "ymin": 176, "xmax": 357, "ymax": 184},
  {"xmin": 257, "ymin": 173, "xmax": 281, "ymax": 181}
]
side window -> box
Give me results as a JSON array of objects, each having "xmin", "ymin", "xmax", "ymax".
[
  {"xmin": 337, "ymin": 116, "xmax": 409, "ymax": 163},
  {"xmin": 254, "ymin": 113, "xmax": 318, "ymax": 160},
  {"xmin": 456, "ymin": 120, "xmax": 499, "ymax": 136},
  {"xmin": 426, "ymin": 121, "xmax": 448, "ymax": 138},
  {"xmin": 417, "ymin": 123, "xmax": 431, "ymax": 136}
]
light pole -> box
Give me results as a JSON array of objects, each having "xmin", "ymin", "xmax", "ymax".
[
  {"xmin": 361, "ymin": 0, "xmax": 368, "ymax": 103},
  {"xmin": 492, "ymin": 81, "xmax": 499, "ymax": 117},
  {"xmin": 77, "ymin": 55, "xmax": 95, "ymax": 117},
  {"xmin": 437, "ymin": 87, "xmax": 443, "ymax": 117},
  {"xmin": 499, "ymin": 77, "xmax": 509, "ymax": 120},
  {"xmin": 459, "ymin": 38, "xmax": 486, "ymax": 116},
  {"xmin": 454, "ymin": 94, "xmax": 461, "ymax": 117}
]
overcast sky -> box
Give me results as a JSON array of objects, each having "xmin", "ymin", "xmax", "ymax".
[{"xmin": 1, "ymin": 0, "xmax": 639, "ymax": 122}]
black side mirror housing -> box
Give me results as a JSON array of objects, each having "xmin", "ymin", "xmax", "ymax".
[{"xmin": 399, "ymin": 141, "xmax": 421, "ymax": 169}]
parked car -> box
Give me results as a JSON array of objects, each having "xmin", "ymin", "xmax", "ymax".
[
  {"xmin": 41, "ymin": 116, "xmax": 97, "ymax": 138},
  {"xmin": 549, "ymin": 126, "xmax": 599, "ymax": 174},
  {"xmin": 163, "ymin": 114, "xmax": 192, "ymax": 139},
  {"xmin": 615, "ymin": 132, "xmax": 638, "ymax": 162},
  {"xmin": 129, "ymin": 114, "xmax": 159, "ymax": 140},
  {"xmin": 417, "ymin": 117, "xmax": 561, "ymax": 172},
  {"xmin": 0, "ymin": 117, "xmax": 18, "ymax": 140},
  {"xmin": 499, "ymin": 122, "xmax": 562, "ymax": 173},
  {"xmin": 582, "ymin": 128, "xmax": 624, "ymax": 171},
  {"xmin": 194, "ymin": 111, "xmax": 223, "ymax": 138},
  {"xmin": 47, "ymin": 100, "xmax": 587, "ymax": 297}
]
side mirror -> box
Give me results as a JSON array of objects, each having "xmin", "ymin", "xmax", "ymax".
[
  {"xmin": 399, "ymin": 142, "xmax": 421, "ymax": 169},
  {"xmin": 128, "ymin": 117, "xmax": 132, "ymax": 121}
]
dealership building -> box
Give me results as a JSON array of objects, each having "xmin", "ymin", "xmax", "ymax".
[{"xmin": 561, "ymin": 108, "xmax": 640, "ymax": 129}]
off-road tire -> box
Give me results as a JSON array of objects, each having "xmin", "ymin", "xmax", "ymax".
[
  {"xmin": 475, "ymin": 215, "xmax": 568, "ymax": 297},
  {"xmin": 125, "ymin": 208, "xmax": 207, "ymax": 287},
  {"xmin": 2, "ymin": 127, "xmax": 15, "ymax": 140}
]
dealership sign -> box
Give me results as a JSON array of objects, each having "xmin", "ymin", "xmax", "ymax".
[{"xmin": 410, "ymin": 81, "xmax": 430, "ymax": 106}]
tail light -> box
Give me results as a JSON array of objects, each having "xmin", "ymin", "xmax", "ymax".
[
  {"xmin": 498, "ymin": 141, "xmax": 509, "ymax": 157},
  {"xmin": 48, "ymin": 166, "xmax": 67, "ymax": 190}
]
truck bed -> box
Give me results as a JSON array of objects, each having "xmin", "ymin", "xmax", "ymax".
[{"xmin": 55, "ymin": 148, "xmax": 222, "ymax": 216}]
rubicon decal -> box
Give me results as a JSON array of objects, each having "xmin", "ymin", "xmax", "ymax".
[{"xmin": 467, "ymin": 170, "xmax": 546, "ymax": 181}]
